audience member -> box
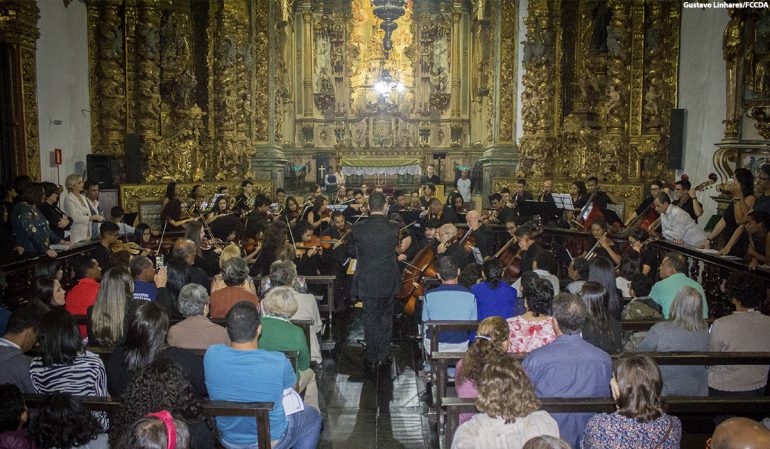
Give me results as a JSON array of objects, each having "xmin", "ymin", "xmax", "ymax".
[
  {"xmin": 423, "ymin": 256, "xmax": 478, "ymax": 356},
  {"xmin": 514, "ymin": 226, "xmax": 543, "ymax": 273},
  {"xmin": 158, "ymin": 256, "xmax": 190, "ymax": 320},
  {"xmin": 10, "ymin": 182, "xmax": 62, "ymax": 257},
  {"xmin": 110, "ymin": 359, "xmax": 213, "ymax": 448},
  {"xmin": 708, "ymin": 271, "xmax": 770, "ymax": 397},
  {"xmin": 455, "ymin": 316, "xmax": 509, "ymax": 424},
  {"xmin": 587, "ymin": 257, "xmax": 622, "ymax": 320},
  {"xmin": 172, "ymin": 239, "xmax": 211, "ymax": 293},
  {"xmin": 580, "ymin": 355, "xmax": 681, "ymax": 449},
  {"xmin": 0, "ymin": 302, "xmax": 48, "ymax": 392},
  {"xmin": 259, "ymin": 286, "xmax": 319, "ymax": 410},
  {"xmin": 458, "ymin": 263, "xmax": 482, "ymax": 289},
  {"xmin": 168, "ymin": 283, "xmax": 229, "ymax": 350},
  {"xmin": 522, "ymin": 436, "xmax": 571, "ymax": 449},
  {"xmin": 118, "ymin": 411, "xmax": 190, "ymax": 449},
  {"xmin": 29, "ymin": 392, "xmax": 109, "ymax": 448},
  {"xmin": 130, "ymin": 256, "xmax": 158, "ymax": 302},
  {"xmin": 452, "ymin": 356, "xmax": 559, "ymax": 449},
  {"xmin": 210, "ymin": 257, "xmax": 260, "ymax": 319},
  {"xmin": 204, "ymin": 301, "xmax": 322, "ymax": 449},
  {"xmin": 565, "ymin": 257, "xmax": 589, "ymax": 295},
  {"xmin": 110, "ymin": 206, "xmax": 135, "ymax": 237},
  {"xmin": 87, "ymin": 267, "xmax": 142, "ymax": 346},
  {"xmin": 620, "ymin": 273, "xmax": 661, "ymax": 320},
  {"xmin": 745, "ymin": 210, "xmax": 770, "ymax": 269},
  {"xmin": 507, "ymin": 277, "xmax": 556, "ymax": 353},
  {"xmin": 0, "ymin": 383, "xmax": 35, "ymax": 449},
  {"xmin": 615, "ymin": 250, "xmax": 641, "ymax": 298},
  {"xmin": 33, "ymin": 258, "xmax": 63, "ymax": 282},
  {"xmin": 65, "ymin": 256, "xmax": 102, "ymax": 334},
  {"xmin": 107, "ymin": 302, "xmax": 206, "ymax": 398},
  {"xmin": 523, "ymin": 293, "xmax": 612, "ymax": 448},
  {"xmin": 39, "ymin": 181, "xmax": 71, "ymax": 240},
  {"xmin": 514, "ymin": 252, "xmax": 559, "ymax": 297},
  {"xmin": 29, "ymin": 308, "xmax": 109, "ymax": 431},
  {"xmin": 268, "ymin": 260, "xmax": 323, "ymax": 364},
  {"xmin": 472, "ymin": 258, "xmax": 519, "ymax": 321},
  {"xmin": 650, "ymin": 252, "xmax": 707, "ymax": 318},
  {"xmin": 709, "ymin": 417, "xmax": 770, "ymax": 449},
  {"xmin": 211, "ymin": 244, "xmax": 257, "ymax": 295},
  {"xmin": 32, "ymin": 277, "xmax": 67, "ymax": 309},
  {"xmin": 636, "ymin": 286, "xmax": 709, "ymax": 396},
  {"xmin": 580, "ymin": 282, "xmax": 622, "ymax": 354}
]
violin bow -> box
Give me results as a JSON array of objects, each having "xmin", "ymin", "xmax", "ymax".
[{"xmin": 156, "ymin": 221, "xmax": 167, "ymax": 255}]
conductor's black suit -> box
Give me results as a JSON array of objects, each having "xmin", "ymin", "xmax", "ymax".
[{"xmin": 347, "ymin": 213, "xmax": 400, "ymax": 364}]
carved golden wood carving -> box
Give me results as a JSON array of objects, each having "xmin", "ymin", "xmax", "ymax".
[{"xmin": 120, "ymin": 180, "xmax": 273, "ymax": 214}]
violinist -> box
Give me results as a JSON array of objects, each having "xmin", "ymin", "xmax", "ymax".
[
  {"xmin": 306, "ymin": 196, "xmax": 332, "ymax": 233},
  {"xmin": 410, "ymin": 190, "xmax": 422, "ymax": 210},
  {"xmin": 570, "ymin": 180, "xmax": 590, "ymax": 211},
  {"xmin": 584, "ymin": 218, "xmax": 618, "ymax": 263},
  {"xmin": 333, "ymin": 185, "xmax": 348, "ymax": 205},
  {"xmin": 422, "ymin": 198, "xmax": 459, "ymax": 226},
  {"xmin": 505, "ymin": 219, "xmax": 518, "ymax": 238},
  {"xmin": 450, "ymin": 192, "xmax": 468, "ymax": 218},
  {"xmin": 184, "ymin": 220, "xmax": 221, "ymax": 276},
  {"xmin": 293, "ymin": 220, "xmax": 322, "ymax": 276},
  {"xmin": 161, "ymin": 182, "xmax": 195, "ymax": 231},
  {"xmin": 243, "ymin": 194, "xmax": 272, "ymax": 241},
  {"xmin": 274, "ymin": 188, "xmax": 286, "ymax": 206},
  {"xmin": 206, "ymin": 196, "xmax": 232, "ymax": 224},
  {"xmin": 437, "ymin": 223, "xmax": 471, "ymax": 269},
  {"xmin": 672, "ymin": 179, "xmax": 703, "ymax": 222},
  {"xmin": 624, "ymin": 180, "xmax": 663, "ymax": 227},
  {"xmin": 420, "ymin": 183, "xmax": 436, "ymax": 209},
  {"xmin": 93, "ymin": 221, "xmax": 120, "ymax": 272},
  {"xmin": 487, "ymin": 193, "xmax": 515, "ymax": 225},
  {"xmin": 283, "ymin": 196, "xmax": 302, "ymax": 227},
  {"xmin": 254, "ymin": 220, "xmax": 291, "ymax": 276},
  {"xmin": 390, "ymin": 213, "xmax": 414, "ymax": 262},
  {"xmin": 345, "ymin": 189, "xmax": 367, "ymax": 220},
  {"xmin": 187, "ymin": 184, "xmax": 205, "ymax": 215},
  {"xmin": 131, "ymin": 223, "xmax": 155, "ymax": 253},
  {"xmin": 627, "ymin": 228, "xmax": 659, "ymax": 277},
  {"xmin": 110, "ymin": 206, "xmax": 134, "ymax": 238},
  {"xmin": 321, "ymin": 211, "xmax": 353, "ymax": 308},
  {"xmin": 309, "ymin": 184, "xmax": 323, "ymax": 201},
  {"xmin": 515, "ymin": 225, "xmax": 543, "ymax": 273},
  {"xmin": 233, "ymin": 180, "xmax": 254, "ymax": 215},
  {"xmin": 466, "ymin": 210, "xmax": 494, "ymax": 259}
]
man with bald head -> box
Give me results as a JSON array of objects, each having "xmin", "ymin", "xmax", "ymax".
[
  {"xmin": 173, "ymin": 238, "xmax": 211, "ymax": 293},
  {"xmin": 466, "ymin": 210, "xmax": 494, "ymax": 259},
  {"xmin": 711, "ymin": 417, "xmax": 770, "ymax": 449}
]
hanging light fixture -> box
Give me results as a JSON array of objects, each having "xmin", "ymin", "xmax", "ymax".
[
  {"xmin": 374, "ymin": 67, "xmax": 406, "ymax": 96},
  {"xmin": 371, "ymin": 0, "xmax": 406, "ymax": 56}
]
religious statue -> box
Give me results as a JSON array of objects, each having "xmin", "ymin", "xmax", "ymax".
[
  {"xmin": 591, "ymin": 1, "xmax": 612, "ymax": 52},
  {"xmin": 723, "ymin": 8, "xmax": 745, "ymax": 138},
  {"xmin": 644, "ymin": 84, "xmax": 661, "ymax": 126}
]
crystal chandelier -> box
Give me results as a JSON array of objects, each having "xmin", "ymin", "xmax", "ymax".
[
  {"xmin": 374, "ymin": 68, "xmax": 406, "ymax": 96},
  {"xmin": 371, "ymin": 0, "xmax": 406, "ymax": 56}
]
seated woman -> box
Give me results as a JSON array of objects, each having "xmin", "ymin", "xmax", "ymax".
[
  {"xmin": 258, "ymin": 286, "xmax": 319, "ymax": 410},
  {"xmin": 88, "ymin": 267, "xmax": 142, "ymax": 347},
  {"xmin": 581, "ymin": 355, "xmax": 682, "ymax": 449},
  {"xmin": 0, "ymin": 384, "xmax": 35, "ymax": 448},
  {"xmin": 106, "ymin": 302, "xmax": 206, "ymax": 399},
  {"xmin": 507, "ymin": 276, "xmax": 556, "ymax": 353},
  {"xmin": 118, "ymin": 412, "xmax": 190, "ymax": 449},
  {"xmin": 451, "ymin": 356, "xmax": 559, "ymax": 449},
  {"xmin": 29, "ymin": 308, "xmax": 109, "ymax": 431},
  {"xmin": 109, "ymin": 358, "xmax": 212, "ymax": 448},
  {"xmin": 635, "ymin": 286, "xmax": 709, "ymax": 396},
  {"xmin": 167, "ymin": 283, "xmax": 229, "ymax": 350},
  {"xmin": 472, "ymin": 258, "xmax": 519, "ymax": 320},
  {"xmin": 588, "ymin": 256, "xmax": 623, "ymax": 320},
  {"xmin": 580, "ymin": 281, "xmax": 623, "ymax": 354},
  {"xmin": 29, "ymin": 393, "xmax": 108, "ymax": 449},
  {"xmin": 306, "ymin": 196, "xmax": 332, "ymax": 233},
  {"xmin": 585, "ymin": 219, "xmax": 617, "ymax": 262},
  {"xmin": 184, "ymin": 221, "xmax": 220, "ymax": 277},
  {"xmin": 455, "ymin": 316, "xmax": 509, "ymax": 424},
  {"xmin": 615, "ymin": 250, "xmax": 642, "ymax": 298},
  {"xmin": 211, "ymin": 243, "xmax": 257, "ymax": 295},
  {"xmin": 32, "ymin": 277, "xmax": 67, "ymax": 309}
]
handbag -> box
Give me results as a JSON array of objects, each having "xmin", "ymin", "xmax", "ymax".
[{"xmin": 653, "ymin": 415, "xmax": 674, "ymax": 449}]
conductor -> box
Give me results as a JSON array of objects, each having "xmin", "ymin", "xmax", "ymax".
[{"xmin": 347, "ymin": 191, "xmax": 401, "ymax": 373}]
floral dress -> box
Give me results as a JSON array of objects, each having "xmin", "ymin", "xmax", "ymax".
[
  {"xmin": 507, "ymin": 315, "xmax": 557, "ymax": 353},
  {"xmin": 10, "ymin": 202, "xmax": 61, "ymax": 254}
]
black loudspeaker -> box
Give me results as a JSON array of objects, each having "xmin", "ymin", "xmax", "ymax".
[
  {"xmin": 669, "ymin": 109, "xmax": 686, "ymax": 170},
  {"xmin": 433, "ymin": 152, "xmax": 447, "ymax": 160},
  {"xmin": 86, "ymin": 154, "xmax": 114, "ymax": 189},
  {"xmin": 125, "ymin": 134, "xmax": 143, "ymax": 183}
]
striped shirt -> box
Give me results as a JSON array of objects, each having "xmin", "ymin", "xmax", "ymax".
[{"xmin": 29, "ymin": 351, "xmax": 109, "ymax": 431}]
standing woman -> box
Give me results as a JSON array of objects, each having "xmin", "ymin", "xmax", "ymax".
[
  {"xmin": 39, "ymin": 182, "xmax": 71, "ymax": 240},
  {"xmin": 160, "ymin": 182, "xmax": 194, "ymax": 231},
  {"xmin": 10, "ymin": 183, "xmax": 62, "ymax": 257},
  {"xmin": 581, "ymin": 355, "xmax": 681, "ymax": 449},
  {"xmin": 707, "ymin": 167, "xmax": 755, "ymax": 256},
  {"xmin": 61, "ymin": 174, "xmax": 101, "ymax": 244}
]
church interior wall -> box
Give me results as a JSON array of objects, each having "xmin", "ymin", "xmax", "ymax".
[
  {"xmin": 515, "ymin": 0, "xmax": 528, "ymax": 146},
  {"xmin": 36, "ymin": 0, "xmax": 91, "ymax": 184}
]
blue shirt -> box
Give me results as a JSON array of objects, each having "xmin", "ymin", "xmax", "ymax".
[
  {"xmin": 523, "ymin": 334, "xmax": 612, "ymax": 448},
  {"xmin": 132, "ymin": 280, "xmax": 158, "ymax": 302},
  {"xmin": 471, "ymin": 281, "xmax": 519, "ymax": 321},
  {"xmin": 422, "ymin": 284, "xmax": 477, "ymax": 343},
  {"xmin": 649, "ymin": 273, "xmax": 707, "ymax": 319},
  {"xmin": 204, "ymin": 345, "xmax": 296, "ymax": 444}
]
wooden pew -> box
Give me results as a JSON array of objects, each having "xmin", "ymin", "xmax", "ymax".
[
  {"xmin": 23, "ymin": 394, "xmax": 275, "ymax": 449},
  {"xmin": 442, "ymin": 396, "xmax": 770, "ymax": 449}
]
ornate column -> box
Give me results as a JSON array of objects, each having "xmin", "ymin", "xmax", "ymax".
[
  {"xmin": 134, "ymin": 0, "xmax": 162, "ymax": 181},
  {"xmin": 0, "ymin": 0, "xmax": 40, "ymax": 179},
  {"xmin": 450, "ymin": 3, "xmax": 462, "ymax": 118}
]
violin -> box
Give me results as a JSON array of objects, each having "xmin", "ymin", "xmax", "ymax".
[
  {"xmin": 200, "ymin": 237, "xmax": 228, "ymax": 251},
  {"xmin": 295, "ymin": 235, "xmax": 323, "ymax": 256},
  {"xmin": 110, "ymin": 241, "xmax": 144, "ymax": 255},
  {"xmin": 241, "ymin": 237, "xmax": 262, "ymax": 254}
]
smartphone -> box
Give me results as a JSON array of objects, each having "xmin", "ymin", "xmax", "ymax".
[{"xmin": 155, "ymin": 254, "xmax": 164, "ymax": 269}]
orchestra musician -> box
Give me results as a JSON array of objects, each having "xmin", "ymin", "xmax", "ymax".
[
  {"xmin": 420, "ymin": 183, "xmax": 436, "ymax": 209},
  {"xmin": 624, "ymin": 180, "xmax": 663, "ymax": 227},
  {"xmin": 205, "ymin": 196, "xmax": 232, "ymax": 225},
  {"xmin": 344, "ymin": 189, "xmax": 368, "ymax": 221},
  {"xmin": 512, "ymin": 178, "xmax": 534, "ymax": 210},
  {"xmin": 436, "ymin": 223, "xmax": 471, "ymax": 269},
  {"xmin": 283, "ymin": 196, "xmax": 303, "ymax": 227},
  {"xmin": 307, "ymin": 196, "xmax": 332, "ymax": 233},
  {"xmin": 410, "ymin": 190, "xmax": 422, "ymax": 210},
  {"xmin": 274, "ymin": 188, "xmax": 286, "ymax": 206},
  {"xmin": 539, "ymin": 179, "xmax": 555, "ymax": 203},
  {"xmin": 187, "ymin": 184, "xmax": 205, "ymax": 215},
  {"xmin": 654, "ymin": 192, "xmax": 708, "ymax": 247},
  {"xmin": 585, "ymin": 176, "xmax": 623, "ymax": 228},
  {"xmin": 500, "ymin": 187, "xmax": 513, "ymax": 208},
  {"xmin": 254, "ymin": 220, "xmax": 291, "ymax": 276},
  {"xmin": 160, "ymin": 182, "xmax": 196, "ymax": 231},
  {"xmin": 293, "ymin": 220, "xmax": 322, "ymax": 276},
  {"xmin": 390, "ymin": 213, "xmax": 414, "ymax": 262},
  {"xmin": 422, "ymin": 198, "xmax": 459, "ymax": 226},
  {"xmin": 465, "ymin": 210, "xmax": 493, "ymax": 259},
  {"xmin": 487, "ymin": 193, "xmax": 516, "ymax": 225},
  {"xmin": 233, "ymin": 180, "xmax": 254, "ymax": 216},
  {"xmin": 320, "ymin": 210, "xmax": 352, "ymax": 310},
  {"xmin": 309, "ymin": 184, "xmax": 323, "ymax": 201},
  {"xmin": 333, "ymin": 185, "xmax": 348, "ymax": 205},
  {"xmin": 672, "ymin": 179, "xmax": 703, "ymax": 222},
  {"xmin": 584, "ymin": 218, "xmax": 617, "ymax": 262},
  {"xmin": 242, "ymin": 194, "xmax": 272, "ymax": 241},
  {"xmin": 206, "ymin": 196, "xmax": 241, "ymax": 242},
  {"xmin": 449, "ymin": 193, "xmax": 468, "ymax": 218},
  {"xmin": 389, "ymin": 190, "xmax": 410, "ymax": 213},
  {"xmin": 515, "ymin": 225, "xmax": 543, "ymax": 273},
  {"xmin": 184, "ymin": 221, "xmax": 221, "ymax": 276},
  {"xmin": 705, "ymin": 168, "xmax": 755, "ymax": 256},
  {"xmin": 346, "ymin": 192, "xmax": 401, "ymax": 371}
]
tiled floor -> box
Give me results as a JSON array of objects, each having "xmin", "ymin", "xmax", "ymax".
[{"xmin": 317, "ymin": 309, "xmax": 439, "ymax": 449}]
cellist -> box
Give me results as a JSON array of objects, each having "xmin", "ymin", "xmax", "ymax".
[{"xmin": 624, "ymin": 180, "xmax": 663, "ymax": 227}]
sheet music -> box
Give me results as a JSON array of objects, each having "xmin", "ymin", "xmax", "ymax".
[
  {"xmin": 553, "ymin": 193, "xmax": 575, "ymax": 211},
  {"xmin": 282, "ymin": 388, "xmax": 305, "ymax": 415}
]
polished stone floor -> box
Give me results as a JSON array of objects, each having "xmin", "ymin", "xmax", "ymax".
[{"xmin": 316, "ymin": 309, "xmax": 439, "ymax": 449}]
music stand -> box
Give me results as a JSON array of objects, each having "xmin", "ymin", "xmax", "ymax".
[
  {"xmin": 520, "ymin": 200, "xmax": 559, "ymax": 219},
  {"xmin": 552, "ymin": 193, "xmax": 574, "ymax": 211}
]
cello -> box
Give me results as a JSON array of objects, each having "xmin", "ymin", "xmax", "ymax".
[
  {"xmin": 494, "ymin": 236, "xmax": 522, "ymax": 280},
  {"xmin": 397, "ymin": 238, "xmax": 438, "ymax": 317}
]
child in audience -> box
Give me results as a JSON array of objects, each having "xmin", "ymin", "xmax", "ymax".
[
  {"xmin": 119, "ymin": 412, "xmax": 190, "ymax": 449},
  {"xmin": 0, "ymin": 383, "xmax": 35, "ymax": 449}
]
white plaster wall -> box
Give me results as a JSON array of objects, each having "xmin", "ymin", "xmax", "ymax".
[
  {"xmin": 36, "ymin": 0, "xmax": 91, "ymax": 185},
  {"xmin": 678, "ymin": 7, "xmax": 729, "ymax": 224}
]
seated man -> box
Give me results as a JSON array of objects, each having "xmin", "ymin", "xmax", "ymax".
[
  {"xmin": 523, "ymin": 293, "xmax": 612, "ymax": 448},
  {"xmin": 168, "ymin": 283, "xmax": 229, "ymax": 350},
  {"xmin": 64, "ymin": 256, "xmax": 102, "ymax": 337},
  {"xmin": 710, "ymin": 417, "xmax": 770, "ymax": 449},
  {"xmin": 650, "ymin": 252, "xmax": 707, "ymax": 318},
  {"xmin": 422, "ymin": 256, "xmax": 477, "ymax": 356},
  {"xmin": 0, "ymin": 301, "xmax": 49, "ymax": 392},
  {"xmin": 130, "ymin": 256, "xmax": 158, "ymax": 302},
  {"xmin": 204, "ymin": 301, "xmax": 321, "ymax": 449},
  {"xmin": 708, "ymin": 271, "xmax": 770, "ymax": 397}
]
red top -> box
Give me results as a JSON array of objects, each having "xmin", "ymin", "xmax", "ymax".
[
  {"xmin": 210, "ymin": 286, "xmax": 260, "ymax": 319},
  {"xmin": 65, "ymin": 278, "xmax": 100, "ymax": 337}
]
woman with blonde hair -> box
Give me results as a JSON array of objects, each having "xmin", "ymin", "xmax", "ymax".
[
  {"xmin": 635, "ymin": 286, "xmax": 709, "ymax": 396},
  {"xmin": 211, "ymin": 243, "xmax": 257, "ymax": 294},
  {"xmin": 452, "ymin": 356, "xmax": 559, "ymax": 449},
  {"xmin": 87, "ymin": 267, "xmax": 141, "ymax": 347},
  {"xmin": 581, "ymin": 355, "xmax": 681, "ymax": 448},
  {"xmin": 61, "ymin": 174, "xmax": 102, "ymax": 244},
  {"xmin": 455, "ymin": 316, "xmax": 510, "ymax": 424}
]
